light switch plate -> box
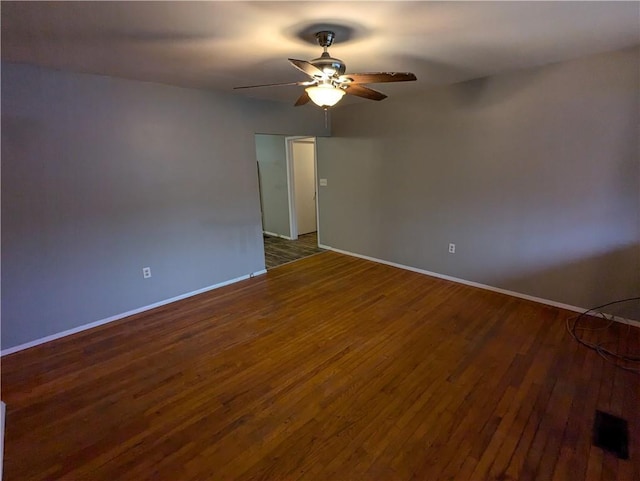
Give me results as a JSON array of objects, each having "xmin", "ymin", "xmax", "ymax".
[{"xmin": 319, "ymin": 179, "xmax": 328, "ymax": 186}]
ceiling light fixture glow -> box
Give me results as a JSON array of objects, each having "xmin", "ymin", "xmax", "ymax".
[{"xmin": 305, "ymin": 84, "xmax": 345, "ymax": 107}]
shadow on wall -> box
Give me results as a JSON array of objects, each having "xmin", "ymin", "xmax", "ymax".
[
  {"xmin": 495, "ymin": 243, "xmax": 640, "ymax": 320},
  {"xmin": 444, "ymin": 67, "xmax": 544, "ymax": 110}
]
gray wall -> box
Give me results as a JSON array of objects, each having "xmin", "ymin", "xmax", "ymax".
[
  {"xmin": 318, "ymin": 47, "xmax": 639, "ymax": 315},
  {"xmin": 1, "ymin": 62, "xmax": 328, "ymax": 350},
  {"xmin": 255, "ymin": 134, "xmax": 290, "ymax": 237}
]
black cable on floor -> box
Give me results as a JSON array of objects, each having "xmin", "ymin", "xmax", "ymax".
[{"xmin": 566, "ymin": 297, "xmax": 640, "ymax": 374}]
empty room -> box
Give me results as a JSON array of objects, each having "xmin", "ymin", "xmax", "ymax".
[{"xmin": 1, "ymin": 2, "xmax": 639, "ymax": 480}]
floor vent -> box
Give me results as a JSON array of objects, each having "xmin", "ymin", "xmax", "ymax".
[{"xmin": 593, "ymin": 410, "xmax": 629, "ymax": 459}]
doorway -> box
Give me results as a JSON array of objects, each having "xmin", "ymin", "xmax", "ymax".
[
  {"xmin": 287, "ymin": 137, "xmax": 318, "ymax": 239},
  {"xmin": 255, "ymin": 134, "xmax": 323, "ymax": 269}
]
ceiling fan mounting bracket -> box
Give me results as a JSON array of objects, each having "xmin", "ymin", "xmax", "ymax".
[{"xmin": 315, "ymin": 31, "xmax": 335, "ymax": 49}]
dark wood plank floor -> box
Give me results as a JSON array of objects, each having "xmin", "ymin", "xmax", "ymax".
[
  {"xmin": 263, "ymin": 232, "xmax": 324, "ymax": 269},
  {"xmin": 2, "ymin": 252, "xmax": 638, "ymax": 480}
]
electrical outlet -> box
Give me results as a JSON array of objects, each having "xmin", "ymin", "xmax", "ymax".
[
  {"xmin": 448, "ymin": 243, "xmax": 456, "ymax": 254},
  {"xmin": 142, "ymin": 267, "xmax": 151, "ymax": 279}
]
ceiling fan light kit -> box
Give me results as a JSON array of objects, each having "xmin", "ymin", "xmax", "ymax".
[
  {"xmin": 234, "ymin": 30, "xmax": 417, "ymax": 108},
  {"xmin": 305, "ymin": 84, "xmax": 345, "ymax": 107}
]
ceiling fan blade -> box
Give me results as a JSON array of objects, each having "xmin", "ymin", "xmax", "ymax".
[
  {"xmin": 340, "ymin": 72, "xmax": 417, "ymax": 84},
  {"xmin": 288, "ymin": 58, "xmax": 325, "ymax": 78},
  {"xmin": 345, "ymin": 84, "xmax": 388, "ymax": 101},
  {"xmin": 234, "ymin": 81, "xmax": 310, "ymax": 90},
  {"xmin": 294, "ymin": 91, "xmax": 311, "ymax": 107}
]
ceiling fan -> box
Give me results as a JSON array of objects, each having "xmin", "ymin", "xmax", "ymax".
[{"xmin": 234, "ymin": 31, "xmax": 417, "ymax": 108}]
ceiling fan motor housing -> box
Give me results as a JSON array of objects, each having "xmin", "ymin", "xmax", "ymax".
[
  {"xmin": 310, "ymin": 52, "xmax": 346, "ymax": 77},
  {"xmin": 310, "ymin": 31, "xmax": 346, "ymax": 77}
]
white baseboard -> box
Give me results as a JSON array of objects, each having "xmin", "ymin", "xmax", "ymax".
[
  {"xmin": 263, "ymin": 231, "xmax": 292, "ymax": 240},
  {"xmin": 0, "ymin": 270, "xmax": 267, "ymax": 357},
  {"xmin": 320, "ymin": 245, "xmax": 640, "ymax": 328}
]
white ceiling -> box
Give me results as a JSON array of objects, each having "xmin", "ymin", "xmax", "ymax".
[{"xmin": 2, "ymin": 1, "xmax": 639, "ymax": 105}]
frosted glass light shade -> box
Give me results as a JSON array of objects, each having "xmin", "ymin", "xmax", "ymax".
[{"xmin": 305, "ymin": 85, "xmax": 345, "ymax": 107}]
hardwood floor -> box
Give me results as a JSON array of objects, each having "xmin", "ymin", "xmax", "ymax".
[
  {"xmin": 2, "ymin": 252, "xmax": 638, "ymax": 480},
  {"xmin": 263, "ymin": 232, "xmax": 324, "ymax": 269}
]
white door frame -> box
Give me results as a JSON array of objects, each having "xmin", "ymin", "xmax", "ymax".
[{"xmin": 285, "ymin": 136, "xmax": 318, "ymax": 241}]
